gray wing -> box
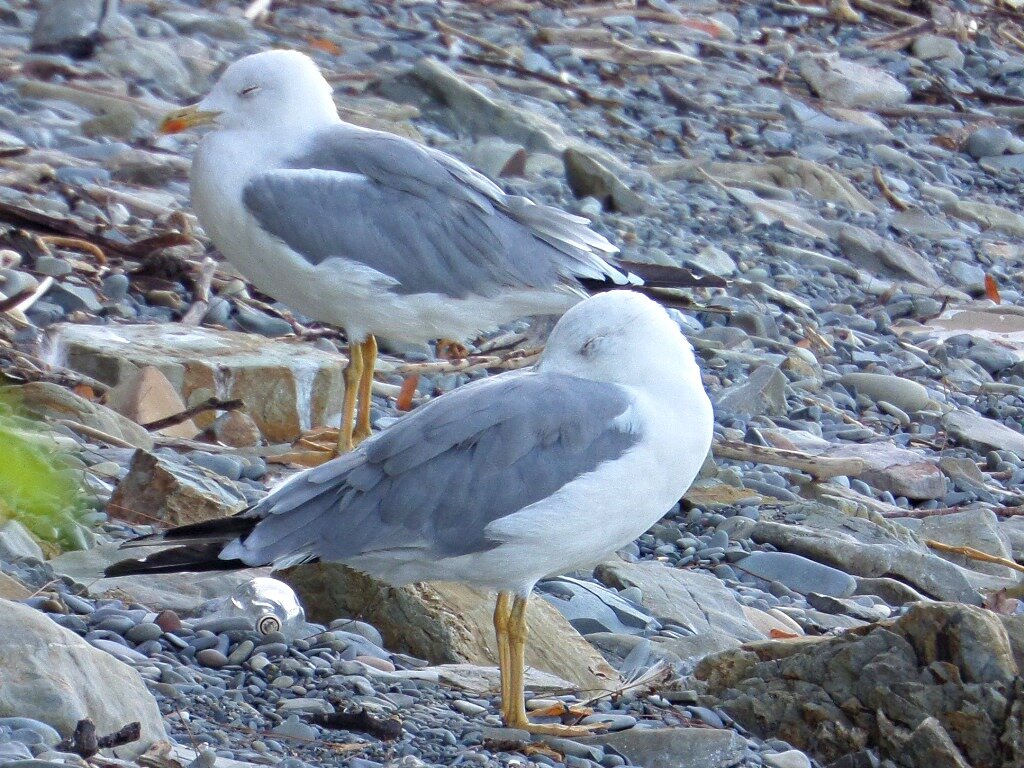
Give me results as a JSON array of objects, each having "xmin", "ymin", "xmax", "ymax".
[
  {"xmin": 222, "ymin": 371, "xmax": 641, "ymax": 567},
  {"xmin": 240, "ymin": 123, "xmax": 628, "ymax": 298}
]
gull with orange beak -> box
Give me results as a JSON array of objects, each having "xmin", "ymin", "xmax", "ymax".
[{"xmin": 160, "ymin": 49, "xmax": 709, "ymax": 453}]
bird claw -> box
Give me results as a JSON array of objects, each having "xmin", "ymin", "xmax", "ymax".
[
  {"xmin": 528, "ymin": 703, "xmax": 594, "ymax": 719},
  {"xmin": 436, "ymin": 339, "xmax": 471, "ymax": 360}
]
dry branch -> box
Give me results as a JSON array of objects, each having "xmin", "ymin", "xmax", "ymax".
[
  {"xmin": 713, "ymin": 438, "xmax": 867, "ymax": 479},
  {"xmin": 925, "ymin": 539, "xmax": 1024, "ymax": 574},
  {"xmin": 141, "ymin": 397, "xmax": 244, "ymax": 432},
  {"xmin": 180, "ymin": 257, "xmax": 218, "ymax": 326}
]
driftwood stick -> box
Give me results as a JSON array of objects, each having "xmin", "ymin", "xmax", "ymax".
[
  {"xmin": 307, "ymin": 708, "xmax": 402, "ymax": 741},
  {"xmin": 885, "ymin": 504, "xmax": 1024, "ymax": 519},
  {"xmin": 2, "ymin": 345, "xmax": 108, "ymax": 392},
  {"xmin": 0, "ymin": 288, "xmax": 33, "ymax": 313},
  {"xmin": 39, "ymin": 235, "xmax": 107, "ymax": 265},
  {"xmin": 713, "ymin": 438, "xmax": 867, "ymax": 479},
  {"xmin": 395, "ymin": 349, "xmax": 541, "ymax": 376},
  {"xmin": 925, "ymin": 539, "xmax": 1024, "ymax": 574},
  {"xmin": 97, "ymin": 721, "xmax": 142, "ymax": 751},
  {"xmin": 142, "ymin": 397, "xmax": 244, "ymax": 431},
  {"xmin": 55, "ymin": 419, "xmax": 138, "ymax": 449},
  {"xmin": 180, "ymin": 257, "xmax": 218, "ymax": 326},
  {"xmin": 59, "ymin": 718, "xmax": 141, "ymax": 758}
]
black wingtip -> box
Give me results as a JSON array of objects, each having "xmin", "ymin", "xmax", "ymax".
[
  {"xmin": 104, "ymin": 544, "xmax": 246, "ymax": 577},
  {"xmin": 618, "ymin": 262, "xmax": 729, "ymax": 290}
]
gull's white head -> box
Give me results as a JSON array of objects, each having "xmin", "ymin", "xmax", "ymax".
[
  {"xmin": 160, "ymin": 50, "xmax": 339, "ymax": 135},
  {"xmin": 538, "ymin": 290, "xmax": 707, "ymax": 397}
]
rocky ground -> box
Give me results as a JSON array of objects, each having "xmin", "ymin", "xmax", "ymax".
[{"xmin": 1, "ymin": 0, "xmax": 1024, "ymax": 767}]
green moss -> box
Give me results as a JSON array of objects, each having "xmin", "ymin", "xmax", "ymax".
[{"xmin": 0, "ymin": 401, "xmax": 88, "ymax": 548}]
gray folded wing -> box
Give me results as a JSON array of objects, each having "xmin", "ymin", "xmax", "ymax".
[
  {"xmin": 240, "ymin": 123, "xmax": 630, "ymax": 298},
  {"xmin": 223, "ymin": 371, "xmax": 641, "ymax": 567}
]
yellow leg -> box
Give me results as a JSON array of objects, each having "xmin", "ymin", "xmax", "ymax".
[
  {"xmin": 353, "ymin": 335, "xmax": 377, "ymax": 445},
  {"xmin": 503, "ymin": 595, "xmax": 607, "ymax": 736},
  {"xmin": 493, "ymin": 591, "xmax": 514, "ymax": 723},
  {"xmin": 337, "ymin": 340, "xmax": 364, "ymax": 454},
  {"xmin": 504, "ymin": 594, "xmax": 530, "ymax": 729}
]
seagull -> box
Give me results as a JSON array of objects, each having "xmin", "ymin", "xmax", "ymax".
[
  {"xmin": 159, "ymin": 49, "xmax": 716, "ymax": 453},
  {"xmin": 106, "ymin": 290, "xmax": 715, "ymax": 736}
]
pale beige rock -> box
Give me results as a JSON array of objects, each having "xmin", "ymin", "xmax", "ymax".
[
  {"xmin": 0, "ymin": 598, "xmax": 167, "ymax": 757},
  {"xmin": 279, "ymin": 563, "xmax": 619, "ymax": 694},
  {"xmin": 943, "ymin": 409, "xmax": 1024, "ymax": 455},
  {"xmin": 0, "ymin": 572, "xmax": 30, "ymax": 600},
  {"xmin": 798, "ymin": 54, "xmax": 910, "ymax": 108},
  {"xmin": 106, "ymin": 365, "xmax": 199, "ymax": 438},
  {"xmin": 109, "ymin": 449, "xmax": 246, "ymax": 526},
  {"xmin": 51, "ymin": 323, "xmax": 346, "ymax": 441},
  {"xmin": 564, "ymin": 147, "xmax": 646, "ymax": 214},
  {"xmin": 837, "ymin": 225, "xmax": 942, "ymax": 288},
  {"xmin": 839, "ymin": 372, "xmax": 930, "ymax": 413},
  {"xmin": 827, "ymin": 443, "xmax": 945, "ymax": 501},
  {"xmin": 943, "ymin": 199, "xmax": 1024, "ymax": 237},
  {"xmin": 10, "ymin": 381, "xmax": 153, "ymax": 449},
  {"xmin": 762, "ymin": 426, "xmax": 944, "ymax": 500},
  {"xmin": 918, "ymin": 508, "xmax": 1018, "ymax": 579},
  {"xmin": 743, "ymin": 606, "xmax": 805, "ymax": 637},
  {"xmin": 211, "ymin": 410, "xmax": 263, "ymax": 447},
  {"xmin": 652, "ymin": 157, "xmax": 876, "ymax": 214}
]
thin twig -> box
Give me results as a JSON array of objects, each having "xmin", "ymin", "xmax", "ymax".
[
  {"xmin": 435, "ymin": 18, "xmax": 514, "ymax": 58},
  {"xmin": 925, "ymin": 539, "xmax": 1024, "ymax": 573},
  {"xmin": 55, "ymin": 419, "xmax": 138, "ymax": 449},
  {"xmin": 141, "ymin": 397, "xmax": 244, "ymax": 432},
  {"xmin": 307, "ymin": 707, "xmax": 402, "ymax": 741},
  {"xmin": 180, "ymin": 257, "xmax": 218, "ymax": 326},
  {"xmin": 713, "ymin": 437, "xmax": 867, "ymax": 479},
  {"xmin": 395, "ymin": 349, "xmax": 541, "ymax": 376},
  {"xmin": 39, "ymin": 235, "xmax": 107, "ymax": 265},
  {"xmin": 872, "ymin": 166, "xmax": 909, "ymax": 211}
]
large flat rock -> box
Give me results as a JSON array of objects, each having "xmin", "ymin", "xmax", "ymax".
[
  {"xmin": 750, "ymin": 503, "xmax": 1017, "ymax": 604},
  {"xmin": 9, "ymin": 381, "xmax": 153, "ymax": 449},
  {"xmin": 594, "ymin": 559, "xmax": 765, "ymax": 643},
  {"xmin": 943, "ymin": 409, "xmax": 1024, "ymax": 456},
  {"xmin": 582, "ymin": 727, "xmax": 750, "ymax": 768},
  {"xmin": 50, "ymin": 323, "xmax": 346, "ymax": 441},
  {"xmin": 109, "ymin": 449, "xmax": 247, "ymax": 526},
  {"xmin": 918, "ymin": 508, "xmax": 1018, "ymax": 579},
  {"xmin": 0, "ymin": 598, "xmax": 167, "ymax": 757},
  {"xmin": 280, "ymin": 562, "xmax": 620, "ymax": 695}
]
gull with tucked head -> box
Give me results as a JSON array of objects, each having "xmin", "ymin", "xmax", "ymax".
[
  {"xmin": 159, "ymin": 49, "xmax": 711, "ymax": 453},
  {"xmin": 107, "ymin": 290, "xmax": 715, "ymax": 736}
]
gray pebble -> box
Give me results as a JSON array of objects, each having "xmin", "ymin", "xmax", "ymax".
[{"xmin": 196, "ymin": 648, "xmax": 230, "ymax": 668}]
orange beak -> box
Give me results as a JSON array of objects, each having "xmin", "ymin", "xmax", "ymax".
[{"xmin": 158, "ymin": 104, "xmax": 221, "ymax": 134}]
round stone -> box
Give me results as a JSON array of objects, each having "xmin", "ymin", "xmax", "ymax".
[{"xmin": 196, "ymin": 649, "xmax": 229, "ymax": 668}]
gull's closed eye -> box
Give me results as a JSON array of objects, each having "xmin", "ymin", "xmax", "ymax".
[
  {"xmin": 239, "ymin": 85, "xmax": 261, "ymax": 97},
  {"xmin": 581, "ymin": 335, "xmax": 605, "ymax": 357}
]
